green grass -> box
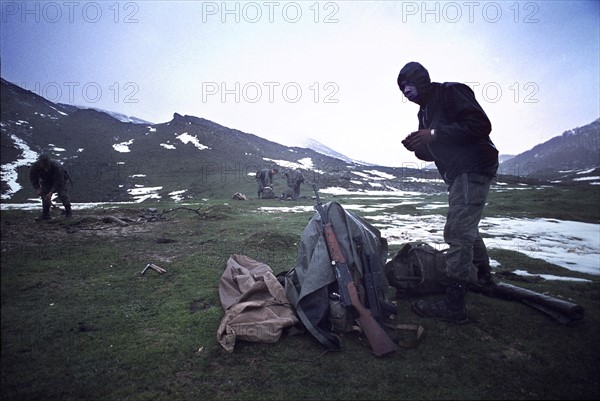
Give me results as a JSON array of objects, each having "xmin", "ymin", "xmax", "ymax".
[
  {"xmin": 1, "ymin": 185, "xmax": 599, "ymax": 400},
  {"xmin": 486, "ymin": 184, "xmax": 600, "ymax": 223}
]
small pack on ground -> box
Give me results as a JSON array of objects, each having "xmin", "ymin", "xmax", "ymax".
[
  {"xmin": 232, "ymin": 192, "xmax": 247, "ymax": 200},
  {"xmin": 261, "ymin": 186, "xmax": 275, "ymax": 199},
  {"xmin": 385, "ymin": 241, "xmax": 450, "ymax": 298}
]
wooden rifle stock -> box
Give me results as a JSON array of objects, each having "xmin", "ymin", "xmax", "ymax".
[
  {"xmin": 346, "ymin": 281, "xmax": 398, "ymax": 356},
  {"xmin": 323, "ymin": 221, "xmax": 397, "ymax": 357}
]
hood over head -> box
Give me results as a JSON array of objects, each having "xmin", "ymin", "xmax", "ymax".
[
  {"xmin": 397, "ymin": 62, "xmax": 431, "ymax": 90},
  {"xmin": 37, "ymin": 154, "xmax": 52, "ymax": 170},
  {"xmin": 397, "ymin": 62, "xmax": 433, "ymax": 105}
]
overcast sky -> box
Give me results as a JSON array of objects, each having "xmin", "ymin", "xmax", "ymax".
[{"xmin": 1, "ymin": 0, "xmax": 598, "ymax": 167}]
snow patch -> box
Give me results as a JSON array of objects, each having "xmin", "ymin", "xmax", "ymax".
[
  {"xmin": 113, "ymin": 139, "xmax": 134, "ymax": 153},
  {"xmin": 127, "ymin": 186, "xmax": 162, "ymax": 202},
  {"xmin": 573, "ymin": 176, "xmax": 600, "ymax": 182},
  {"xmin": 176, "ymin": 132, "xmax": 209, "ymax": 150},
  {"xmin": 262, "ymin": 157, "xmax": 316, "ymax": 171},
  {"xmin": 1, "ymin": 134, "xmax": 39, "ymax": 199}
]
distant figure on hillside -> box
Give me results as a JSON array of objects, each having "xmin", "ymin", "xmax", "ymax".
[
  {"xmin": 282, "ymin": 169, "xmax": 305, "ymax": 200},
  {"xmin": 398, "ymin": 61, "xmax": 499, "ymax": 324},
  {"xmin": 29, "ymin": 154, "xmax": 72, "ymax": 220},
  {"xmin": 256, "ymin": 168, "xmax": 278, "ymax": 199}
]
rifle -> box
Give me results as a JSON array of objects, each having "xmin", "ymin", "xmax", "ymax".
[
  {"xmin": 355, "ymin": 236, "xmax": 398, "ymax": 323},
  {"xmin": 312, "ymin": 184, "xmax": 397, "ymax": 356}
]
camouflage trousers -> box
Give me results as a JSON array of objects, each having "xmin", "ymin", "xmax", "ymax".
[{"xmin": 444, "ymin": 172, "xmax": 493, "ymax": 282}]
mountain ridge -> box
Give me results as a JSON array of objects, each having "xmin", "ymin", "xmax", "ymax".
[
  {"xmin": 1, "ymin": 77, "xmax": 598, "ymax": 203},
  {"xmin": 1, "ymin": 78, "xmax": 446, "ymax": 202},
  {"xmin": 499, "ymin": 118, "xmax": 600, "ymax": 182}
]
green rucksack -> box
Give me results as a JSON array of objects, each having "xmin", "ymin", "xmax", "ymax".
[
  {"xmin": 385, "ymin": 241, "xmax": 481, "ymax": 299},
  {"xmin": 384, "ymin": 242, "xmax": 449, "ymax": 298}
]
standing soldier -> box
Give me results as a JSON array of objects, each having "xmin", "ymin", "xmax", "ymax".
[
  {"xmin": 29, "ymin": 154, "xmax": 72, "ymax": 220},
  {"xmin": 398, "ymin": 61, "xmax": 498, "ymax": 324}
]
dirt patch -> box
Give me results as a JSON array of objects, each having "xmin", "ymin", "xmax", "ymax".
[
  {"xmin": 0, "ymin": 208, "xmax": 166, "ymax": 248},
  {"xmin": 200, "ymin": 204, "xmax": 235, "ymax": 220},
  {"xmin": 493, "ymin": 343, "xmax": 532, "ymax": 362},
  {"xmin": 189, "ymin": 298, "xmax": 214, "ymax": 313}
]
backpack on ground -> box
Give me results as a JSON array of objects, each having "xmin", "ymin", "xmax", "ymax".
[
  {"xmin": 384, "ymin": 241, "xmax": 480, "ymax": 298},
  {"xmin": 385, "ymin": 243, "xmax": 586, "ymax": 326},
  {"xmin": 284, "ymin": 201, "xmax": 396, "ymax": 349},
  {"xmin": 262, "ymin": 186, "xmax": 275, "ymax": 199},
  {"xmin": 384, "ymin": 241, "xmax": 450, "ymax": 298}
]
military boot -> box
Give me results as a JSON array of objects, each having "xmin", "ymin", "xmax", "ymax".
[
  {"xmin": 412, "ymin": 282, "xmax": 468, "ymax": 324},
  {"xmin": 63, "ymin": 203, "xmax": 73, "ymax": 218},
  {"xmin": 36, "ymin": 202, "xmax": 52, "ymax": 221},
  {"xmin": 477, "ymin": 264, "xmax": 494, "ymax": 286}
]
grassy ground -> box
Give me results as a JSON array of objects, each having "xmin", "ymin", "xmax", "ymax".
[{"xmin": 1, "ymin": 185, "xmax": 599, "ymax": 400}]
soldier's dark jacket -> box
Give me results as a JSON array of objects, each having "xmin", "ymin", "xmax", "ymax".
[
  {"xmin": 29, "ymin": 157, "xmax": 68, "ymax": 193},
  {"xmin": 398, "ymin": 62, "xmax": 498, "ymax": 183}
]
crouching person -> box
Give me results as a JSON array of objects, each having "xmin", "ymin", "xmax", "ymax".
[{"xmin": 30, "ymin": 154, "xmax": 72, "ymax": 220}]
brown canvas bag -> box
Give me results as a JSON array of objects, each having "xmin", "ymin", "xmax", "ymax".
[{"xmin": 217, "ymin": 254, "xmax": 299, "ymax": 352}]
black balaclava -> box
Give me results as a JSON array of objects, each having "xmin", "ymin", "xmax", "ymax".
[
  {"xmin": 38, "ymin": 154, "xmax": 52, "ymax": 171},
  {"xmin": 397, "ymin": 62, "xmax": 432, "ymax": 105}
]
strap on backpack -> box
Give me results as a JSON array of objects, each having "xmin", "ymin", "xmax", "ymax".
[{"xmin": 384, "ymin": 322, "xmax": 425, "ymax": 348}]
